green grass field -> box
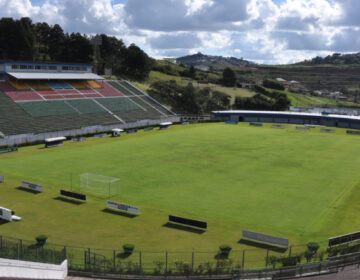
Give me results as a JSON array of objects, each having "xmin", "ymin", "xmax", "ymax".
[{"xmin": 2, "ymin": 123, "xmax": 360, "ymax": 266}]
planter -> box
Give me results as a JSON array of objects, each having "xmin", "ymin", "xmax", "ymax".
[
  {"xmin": 35, "ymin": 235, "xmax": 48, "ymax": 247},
  {"xmin": 124, "ymin": 248, "xmax": 134, "ymax": 254},
  {"xmin": 36, "ymin": 239, "xmax": 47, "ymax": 246},
  {"xmin": 220, "ymin": 248, "xmax": 231, "ymax": 255},
  {"xmin": 123, "ymin": 244, "xmax": 135, "ymax": 254}
]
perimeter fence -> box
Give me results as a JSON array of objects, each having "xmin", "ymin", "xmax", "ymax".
[{"xmin": 2, "ymin": 234, "xmax": 360, "ymax": 277}]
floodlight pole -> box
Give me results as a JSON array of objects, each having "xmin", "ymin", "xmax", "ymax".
[{"xmin": 91, "ymin": 35, "xmax": 102, "ymax": 74}]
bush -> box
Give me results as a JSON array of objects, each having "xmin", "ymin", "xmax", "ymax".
[
  {"xmin": 279, "ymin": 255, "xmax": 302, "ymax": 267},
  {"xmin": 219, "ymin": 244, "xmax": 232, "ymax": 251},
  {"xmin": 268, "ymin": 255, "xmax": 278, "ymax": 268},
  {"xmin": 304, "ymin": 249, "xmax": 314, "ymax": 262},
  {"xmin": 307, "ymin": 242, "xmax": 320, "ymax": 253},
  {"xmin": 262, "ymin": 79, "xmax": 285, "ymax": 90}
]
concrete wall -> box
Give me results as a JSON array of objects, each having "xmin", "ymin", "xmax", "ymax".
[
  {"xmin": 0, "ymin": 258, "xmax": 67, "ymax": 279},
  {"xmin": 0, "ymin": 116, "xmax": 180, "ymax": 147}
]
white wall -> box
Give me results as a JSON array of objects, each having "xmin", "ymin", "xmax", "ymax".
[{"xmin": 0, "ymin": 258, "xmax": 67, "ymax": 279}]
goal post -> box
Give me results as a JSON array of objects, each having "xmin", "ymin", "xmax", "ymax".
[{"xmin": 80, "ymin": 173, "xmax": 120, "ymax": 198}]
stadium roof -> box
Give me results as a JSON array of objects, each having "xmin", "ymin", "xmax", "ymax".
[
  {"xmin": 7, "ymin": 72, "xmax": 104, "ymax": 80},
  {"xmin": 212, "ymin": 110, "xmax": 360, "ymax": 120}
]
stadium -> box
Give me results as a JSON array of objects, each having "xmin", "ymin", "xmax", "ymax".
[{"xmin": 2, "ymin": 62, "xmax": 360, "ymax": 279}]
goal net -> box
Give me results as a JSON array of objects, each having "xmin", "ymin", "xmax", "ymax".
[{"xmin": 80, "ymin": 173, "xmax": 120, "ymax": 198}]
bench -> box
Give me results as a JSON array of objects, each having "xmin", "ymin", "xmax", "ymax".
[
  {"xmin": 347, "ymin": 130, "xmax": 360, "ymax": 135},
  {"xmin": 107, "ymin": 201, "xmax": 140, "ymax": 215},
  {"xmin": 272, "ymin": 124, "xmax": 286, "ymax": 128},
  {"xmin": 329, "ymin": 231, "xmax": 360, "ymax": 247},
  {"xmin": 250, "ymin": 122, "xmax": 263, "ymax": 127},
  {"xmin": 242, "ymin": 230, "xmax": 289, "ymax": 248},
  {"xmin": 21, "ymin": 181, "xmax": 44, "ymax": 192},
  {"xmin": 168, "ymin": 215, "xmax": 207, "ymax": 230},
  {"xmin": 320, "ymin": 128, "xmax": 335, "ymax": 133},
  {"xmin": 60, "ymin": 189, "xmax": 86, "ymax": 201}
]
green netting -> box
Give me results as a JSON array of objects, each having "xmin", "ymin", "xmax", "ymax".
[
  {"xmin": 18, "ymin": 101, "xmax": 77, "ymax": 117},
  {"xmin": 95, "ymin": 97, "xmax": 142, "ymax": 112},
  {"xmin": 67, "ymin": 99, "xmax": 106, "ymax": 114}
]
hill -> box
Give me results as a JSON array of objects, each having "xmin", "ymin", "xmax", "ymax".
[
  {"xmin": 297, "ymin": 52, "xmax": 360, "ymax": 66},
  {"xmin": 176, "ymin": 52, "xmax": 255, "ymax": 70}
]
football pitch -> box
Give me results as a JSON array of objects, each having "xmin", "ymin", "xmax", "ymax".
[{"xmin": 1, "ymin": 122, "xmax": 360, "ymax": 255}]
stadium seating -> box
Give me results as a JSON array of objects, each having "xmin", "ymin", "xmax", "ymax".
[
  {"xmin": 0, "ymin": 81, "xmax": 16, "ymax": 91},
  {"xmin": 87, "ymin": 81, "xmax": 101, "ymax": 88},
  {"xmin": 66, "ymin": 99, "xmax": 106, "ymax": 114},
  {"xmin": 37, "ymin": 90, "xmax": 56, "ymax": 95},
  {"xmin": 108, "ymin": 81, "xmax": 134, "ymax": 96},
  {"xmin": 27, "ymin": 81, "xmax": 51, "ymax": 90},
  {"xmin": 0, "ymin": 80, "xmax": 175, "ymax": 137},
  {"xmin": 9, "ymin": 81, "xmax": 31, "ymax": 90},
  {"xmin": 120, "ymin": 81, "xmax": 144, "ymax": 96},
  {"xmin": 5, "ymin": 91, "xmax": 42, "ymax": 101},
  {"xmin": 48, "ymin": 81, "xmax": 73, "ymax": 90},
  {"xmin": 18, "ymin": 101, "xmax": 78, "ymax": 117},
  {"xmin": 68, "ymin": 81, "xmax": 89, "ymax": 89},
  {"xmin": 95, "ymin": 82, "xmax": 123, "ymax": 97},
  {"xmin": 43, "ymin": 95, "xmax": 64, "ymax": 100},
  {"xmin": 95, "ymin": 97, "xmax": 141, "ymax": 112},
  {"xmin": 63, "ymin": 95, "xmax": 84, "ymax": 99}
]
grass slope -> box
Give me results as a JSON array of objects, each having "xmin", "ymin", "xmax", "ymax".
[
  {"xmin": 266, "ymin": 88, "xmax": 360, "ymax": 107},
  {"xmin": 1, "ymin": 123, "xmax": 360, "ymax": 265}
]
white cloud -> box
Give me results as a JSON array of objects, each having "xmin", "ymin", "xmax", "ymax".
[{"xmin": 1, "ymin": 0, "xmax": 360, "ymax": 64}]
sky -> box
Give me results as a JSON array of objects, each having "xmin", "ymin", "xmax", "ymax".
[{"xmin": 1, "ymin": 0, "xmax": 360, "ymax": 64}]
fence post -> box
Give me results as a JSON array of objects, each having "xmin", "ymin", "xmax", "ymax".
[
  {"xmin": 113, "ymin": 250, "xmax": 116, "ymax": 272},
  {"xmin": 192, "ymin": 251, "xmax": 194, "ymax": 273},
  {"xmin": 139, "ymin": 251, "xmax": 142, "ymax": 274},
  {"xmin": 17, "ymin": 242, "xmax": 19, "ymax": 260},
  {"xmin": 63, "ymin": 246, "xmax": 67, "ymax": 260},
  {"xmin": 0, "ymin": 236, "xmax": 2, "ymax": 249},
  {"xmin": 165, "ymin": 251, "xmax": 168, "ymax": 274},
  {"xmin": 19, "ymin": 239, "xmax": 23, "ymax": 260},
  {"xmin": 288, "ymin": 246, "xmax": 292, "ymax": 258},
  {"xmin": 266, "ymin": 248, "xmax": 269, "ymax": 268},
  {"xmin": 242, "ymin": 250, "xmax": 245, "ymax": 269}
]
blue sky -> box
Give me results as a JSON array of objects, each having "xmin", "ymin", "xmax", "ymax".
[{"xmin": 2, "ymin": 0, "xmax": 360, "ymax": 64}]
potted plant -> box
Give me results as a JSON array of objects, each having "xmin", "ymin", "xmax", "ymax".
[
  {"xmin": 219, "ymin": 244, "xmax": 232, "ymax": 255},
  {"xmin": 123, "ymin": 244, "xmax": 135, "ymax": 254},
  {"xmin": 35, "ymin": 235, "xmax": 48, "ymax": 246}
]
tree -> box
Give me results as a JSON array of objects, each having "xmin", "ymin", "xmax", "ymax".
[
  {"xmin": 121, "ymin": 43, "xmax": 153, "ymax": 81},
  {"xmin": 48, "ymin": 24, "xmax": 66, "ymax": 61},
  {"xmin": 262, "ymin": 79, "xmax": 285, "ymax": 90},
  {"xmin": 222, "ymin": 67, "xmax": 236, "ymax": 87}
]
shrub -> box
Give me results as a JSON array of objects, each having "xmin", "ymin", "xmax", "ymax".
[
  {"xmin": 304, "ymin": 249, "xmax": 314, "ymax": 262},
  {"xmin": 268, "ymin": 255, "xmax": 278, "ymax": 268},
  {"xmin": 279, "ymin": 255, "xmax": 302, "ymax": 267},
  {"xmin": 219, "ymin": 244, "xmax": 232, "ymax": 251},
  {"xmin": 262, "ymin": 79, "xmax": 285, "ymax": 90},
  {"xmin": 307, "ymin": 242, "xmax": 320, "ymax": 253}
]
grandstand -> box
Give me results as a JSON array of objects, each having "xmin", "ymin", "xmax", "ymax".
[{"xmin": 0, "ymin": 61, "xmax": 177, "ymax": 144}]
